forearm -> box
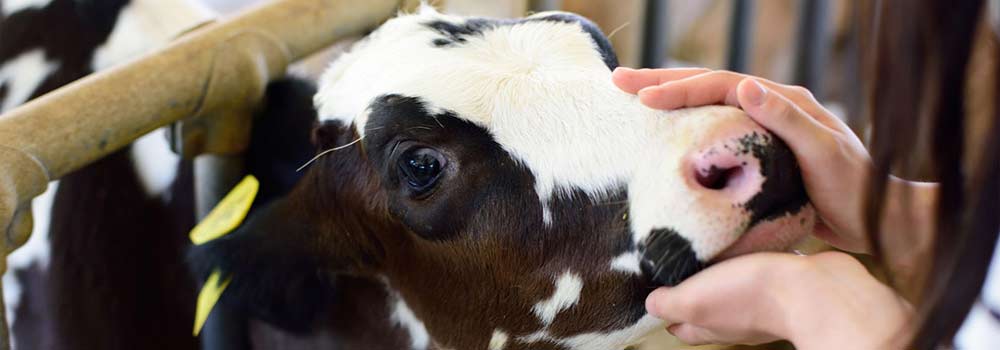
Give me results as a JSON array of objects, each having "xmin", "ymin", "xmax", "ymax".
[{"xmin": 879, "ymin": 176, "xmax": 939, "ymax": 295}]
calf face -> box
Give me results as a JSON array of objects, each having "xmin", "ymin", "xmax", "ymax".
[{"xmin": 190, "ymin": 7, "xmax": 814, "ymax": 350}]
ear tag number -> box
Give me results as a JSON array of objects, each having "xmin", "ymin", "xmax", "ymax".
[{"xmin": 189, "ymin": 175, "xmax": 258, "ymax": 336}]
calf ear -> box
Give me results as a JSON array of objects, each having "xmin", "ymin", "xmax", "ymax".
[
  {"xmin": 187, "ymin": 78, "xmax": 370, "ymax": 333},
  {"xmin": 187, "ymin": 196, "xmax": 335, "ymax": 333},
  {"xmin": 526, "ymin": 12, "xmax": 619, "ymax": 70}
]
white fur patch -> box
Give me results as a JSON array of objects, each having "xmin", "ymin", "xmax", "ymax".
[
  {"xmin": 315, "ymin": 7, "xmax": 652, "ymax": 209},
  {"xmin": 516, "ymin": 315, "xmax": 662, "ymax": 350},
  {"xmin": 609, "ymin": 251, "xmax": 641, "ymax": 275},
  {"xmin": 91, "ymin": 0, "xmax": 213, "ymax": 71},
  {"xmin": 0, "ymin": 49, "xmax": 58, "ymax": 112},
  {"xmin": 130, "ymin": 129, "xmax": 180, "ymax": 197},
  {"xmin": 1, "ymin": 0, "xmax": 51, "ymax": 16},
  {"xmin": 488, "ymin": 329, "xmax": 509, "ymax": 350},
  {"xmin": 313, "ymin": 8, "xmax": 773, "ymax": 263},
  {"xmin": 532, "ymin": 271, "xmax": 583, "ymax": 325},
  {"xmin": 390, "ymin": 294, "xmax": 430, "ymax": 350},
  {"xmin": 3, "ymin": 180, "xmax": 57, "ymax": 339},
  {"xmin": 560, "ymin": 315, "xmax": 662, "ymax": 349}
]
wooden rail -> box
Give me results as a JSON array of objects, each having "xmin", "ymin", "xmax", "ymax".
[{"xmin": 0, "ymin": 0, "xmax": 400, "ymax": 347}]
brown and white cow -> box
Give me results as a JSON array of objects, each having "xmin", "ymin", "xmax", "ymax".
[{"xmin": 188, "ymin": 5, "xmax": 815, "ymax": 350}]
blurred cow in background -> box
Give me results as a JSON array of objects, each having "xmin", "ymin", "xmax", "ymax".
[{"xmin": 1, "ymin": 1, "xmax": 211, "ymax": 349}]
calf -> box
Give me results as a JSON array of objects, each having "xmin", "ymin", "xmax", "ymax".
[{"xmin": 190, "ymin": 6, "xmax": 815, "ymax": 350}]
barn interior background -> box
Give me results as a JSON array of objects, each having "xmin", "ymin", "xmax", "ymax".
[{"xmin": 1, "ymin": 0, "xmax": 997, "ymax": 349}]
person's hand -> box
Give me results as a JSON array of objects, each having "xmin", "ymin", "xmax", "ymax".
[
  {"xmin": 612, "ymin": 67, "xmax": 873, "ymax": 252},
  {"xmin": 645, "ymin": 251, "xmax": 913, "ymax": 349}
]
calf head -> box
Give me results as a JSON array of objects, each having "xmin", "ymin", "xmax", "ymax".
[{"xmin": 189, "ymin": 6, "xmax": 814, "ymax": 350}]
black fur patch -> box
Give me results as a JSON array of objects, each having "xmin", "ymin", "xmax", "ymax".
[
  {"xmin": 246, "ymin": 78, "xmax": 319, "ymax": 203},
  {"xmin": 639, "ymin": 228, "xmax": 704, "ymax": 287},
  {"xmin": 0, "ymin": 82, "xmax": 7, "ymax": 107},
  {"xmin": 187, "ymin": 201, "xmax": 334, "ymax": 333},
  {"xmin": 424, "ymin": 12, "xmax": 619, "ymax": 70},
  {"xmin": 0, "ymin": 0, "xmax": 132, "ymax": 101},
  {"xmin": 425, "ymin": 18, "xmax": 495, "ymax": 47},
  {"xmin": 363, "ymin": 93, "xmax": 529, "ymax": 241},
  {"xmin": 740, "ymin": 133, "xmax": 809, "ymax": 225}
]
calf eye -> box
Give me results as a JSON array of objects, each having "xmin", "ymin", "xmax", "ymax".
[{"xmin": 398, "ymin": 147, "xmax": 447, "ymax": 194}]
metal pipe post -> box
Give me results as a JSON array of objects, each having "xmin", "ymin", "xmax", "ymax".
[
  {"xmin": 792, "ymin": 0, "xmax": 829, "ymax": 99},
  {"xmin": 640, "ymin": 0, "xmax": 670, "ymax": 68},
  {"xmin": 529, "ymin": 0, "xmax": 562, "ymax": 12},
  {"xmin": 196, "ymin": 155, "xmax": 249, "ymax": 350},
  {"xmin": 726, "ymin": 0, "xmax": 754, "ymax": 73}
]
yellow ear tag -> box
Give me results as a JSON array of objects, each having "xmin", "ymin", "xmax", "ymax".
[
  {"xmin": 193, "ymin": 269, "xmax": 232, "ymax": 336},
  {"xmin": 189, "ymin": 175, "xmax": 258, "ymax": 336},
  {"xmin": 189, "ymin": 175, "xmax": 259, "ymax": 245}
]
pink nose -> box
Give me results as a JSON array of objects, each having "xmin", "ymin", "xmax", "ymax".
[
  {"xmin": 689, "ymin": 139, "xmax": 763, "ymax": 204},
  {"xmin": 686, "ymin": 129, "xmax": 805, "ymax": 216}
]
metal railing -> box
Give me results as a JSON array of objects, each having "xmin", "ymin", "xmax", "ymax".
[{"xmin": 0, "ymin": 0, "xmax": 401, "ymax": 348}]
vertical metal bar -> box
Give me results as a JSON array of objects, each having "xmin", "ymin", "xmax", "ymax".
[
  {"xmin": 529, "ymin": 0, "xmax": 561, "ymax": 12},
  {"xmin": 992, "ymin": 0, "xmax": 999, "ymax": 35},
  {"xmin": 195, "ymin": 155, "xmax": 248, "ymax": 350},
  {"xmin": 640, "ymin": 0, "xmax": 670, "ymax": 68},
  {"xmin": 843, "ymin": 1, "xmax": 866, "ymax": 130},
  {"xmin": 726, "ymin": 0, "xmax": 754, "ymax": 73},
  {"xmin": 792, "ymin": 0, "xmax": 829, "ymax": 99}
]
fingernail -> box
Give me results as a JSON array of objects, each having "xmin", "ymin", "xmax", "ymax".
[
  {"xmin": 744, "ymin": 79, "xmax": 768, "ymax": 106},
  {"xmin": 614, "ymin": 66, "xmax": 635, "ymax": 74},
  {"xmin": 645, "ymin": 287, "xmax": 670, "ymax": 317}
]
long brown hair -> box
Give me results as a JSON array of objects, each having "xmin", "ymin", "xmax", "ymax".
[{"xmin": 865, "ymin": 0, "xmax": 1000, "ymax": 347}]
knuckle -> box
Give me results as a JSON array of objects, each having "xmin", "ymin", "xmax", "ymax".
[
  {"xmin": 788, "ymin": 85, "xmax": 814, "ymax": 98},
  {"xmin": 767, "ymin": 96, "xmax": 796, "ymax": 120}
]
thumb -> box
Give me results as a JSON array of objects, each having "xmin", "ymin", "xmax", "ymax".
[
  {"xmin": 736, "ymin": 79, "xmax": 832, "ymax": 157},
  {"xmin": 645, "ymin": 287, "xmax": 696, "ymax": 325}
]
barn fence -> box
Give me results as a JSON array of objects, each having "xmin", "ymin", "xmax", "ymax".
[{"xmin": 0, "ymin": 1, "xmax": 843, "ymax": 349}]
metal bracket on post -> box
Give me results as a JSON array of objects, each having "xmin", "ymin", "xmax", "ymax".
[
  {"xmin": 0, "ymin": 146, "xmax": 49, "ymax": 350},
  {"xmin": 167, "ymin": 24, "xmax": 294, "ymax": 350}
]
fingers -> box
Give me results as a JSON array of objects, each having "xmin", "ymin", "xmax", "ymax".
[
  {"xmin": 735, "ymin": 79, "xmax": 836, "ymax": 158},
  {"xmin": 617, "ymin": 69, "xmax": 848, "ymax": 135},
  {"xmin": 645, "ymin": 287, "xmax": 689, "ymax": 324},
  {"xmin": 611, "ymin": 67, "xmax": 711, "ymax": 94},
  {"xmin": 636, "ymin": 71, "xmax": 746, "ymax": 110},
  {"xmin": 667, "ymin": 323, "xmax": 716, "ymax": 346}
]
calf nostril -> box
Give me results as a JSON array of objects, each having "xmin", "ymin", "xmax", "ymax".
[{"xmin": 695, "ymin": 165, "xmax": 744, "ymax": 191}]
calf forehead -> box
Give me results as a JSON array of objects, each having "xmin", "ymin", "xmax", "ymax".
[{"xmin": 316, "ymin": 9, "xmax": 656, "ymax": 204}]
